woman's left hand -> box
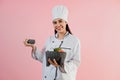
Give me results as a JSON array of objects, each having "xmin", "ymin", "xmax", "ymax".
[{"xmin": 48, "ymin": 58, "xmax": 59, "ymax": 67}]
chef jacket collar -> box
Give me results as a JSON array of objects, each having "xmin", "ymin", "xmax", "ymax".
[{"xmin": 55, "ymin": 31, "xmax": 69, "ymax": 39}]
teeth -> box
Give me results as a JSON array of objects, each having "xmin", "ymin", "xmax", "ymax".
[{"xmin": 56, "ymin": 26, "xmax": 63, "ymax": 30}]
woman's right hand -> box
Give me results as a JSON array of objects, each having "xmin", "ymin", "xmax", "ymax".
[{"xmin": 24, "ymin": 39, "xmax": 35, "ymax": 49}]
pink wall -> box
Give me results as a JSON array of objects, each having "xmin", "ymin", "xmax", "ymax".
[{"xmin": 0, "ymin": 0, "xmax": 120, "ymax": 80}]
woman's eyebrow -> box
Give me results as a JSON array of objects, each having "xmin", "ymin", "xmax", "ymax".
[
  {"xmin": 59, "ymin": 19, "xmax": 62, "ymax": 21},
  {"xmin": 58, "ymin": 19, "xmax": 63, "ymax": 22}
]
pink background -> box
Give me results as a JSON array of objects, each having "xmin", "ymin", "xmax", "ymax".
[{"xmin": 0, "ymin": 0, "xmax": 120, "ymax": 80}]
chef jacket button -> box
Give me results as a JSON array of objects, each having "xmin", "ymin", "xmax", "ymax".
[{"xmin": 44, "ymin": 76, "xmax": 47, "ymax": 78}]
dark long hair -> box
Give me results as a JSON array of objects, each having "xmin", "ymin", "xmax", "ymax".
[{"xmin": 54, "ymin": 24, "xmax": 72, "ymax": 34}]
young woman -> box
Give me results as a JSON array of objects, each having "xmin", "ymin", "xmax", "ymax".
[{"xmin": 24, "ymin": 5, "xmax": 81, "ymax": 80}]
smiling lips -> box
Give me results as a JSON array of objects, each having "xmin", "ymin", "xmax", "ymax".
[{"xmin": 56, "ymin": 26, "xmax": 63, "ymax": 30}]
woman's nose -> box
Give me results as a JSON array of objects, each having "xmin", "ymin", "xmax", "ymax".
[{"xmin": 55, "ymin": 22, "xmax": 60, "ymax": 26}]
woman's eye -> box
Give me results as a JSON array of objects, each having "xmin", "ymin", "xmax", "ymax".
[{"xmin": 53, "ymin": 21, "xmax": 57, "ymax": 24}]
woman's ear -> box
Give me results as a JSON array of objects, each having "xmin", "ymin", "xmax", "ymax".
[{"xmin": 65, "ymin": 21, "xmax": 68, "ymax": 24}]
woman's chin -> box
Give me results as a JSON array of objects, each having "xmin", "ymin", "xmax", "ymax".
[
  {"xmin": 57, "ymin": 30, "xmax": 63, "ymax": 33},
  {"xmin": 56, "ymin": 29, "xmax": 65, "ymax": 33}
]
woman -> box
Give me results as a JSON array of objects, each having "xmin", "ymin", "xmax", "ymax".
[{"xmin": 24, "ymin": 5, "xmax": 81, "ymax": 80}]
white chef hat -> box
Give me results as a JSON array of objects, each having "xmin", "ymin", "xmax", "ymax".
[{"xmin": 52, "ymin": 5, "xmax": 69, "ymax": 22}]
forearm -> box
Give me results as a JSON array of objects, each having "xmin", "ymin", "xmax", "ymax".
[{"xmin": 31, "ymin": 46, "xmax": 44, "ymax": 63}]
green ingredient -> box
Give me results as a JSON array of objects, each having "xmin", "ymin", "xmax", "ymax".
[{"xmin": 54, "ymin": 48, "xmax": 61, "ymax": 52}]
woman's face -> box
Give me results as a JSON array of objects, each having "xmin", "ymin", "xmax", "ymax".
[{"xmin": 52, "ymin": 18, "xmax": 67, "ymax": 33}]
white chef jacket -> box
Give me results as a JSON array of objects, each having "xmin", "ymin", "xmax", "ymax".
[{"xmin": 32, "ymin": 32, "xmax": 81, "ymax": 80}]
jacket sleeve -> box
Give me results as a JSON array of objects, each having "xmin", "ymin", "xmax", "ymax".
[
  {"xmin": 31, "ymin": 37, "xmax": 51, "ymax": 63},
  {"xmin": 31, "ymin": 47, "xmax": 45, "ymax": 63},
  {"xmin": 59, "ymin": 39, "xmax": 81, "ymax": 73}
]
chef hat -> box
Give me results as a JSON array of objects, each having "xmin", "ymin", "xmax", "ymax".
[{"xmin": 52, "ymin": 5, "xmax": 69, "ymax": 22}]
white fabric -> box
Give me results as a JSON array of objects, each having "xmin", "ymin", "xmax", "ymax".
[
  {"xmin": 52, "ymin": 5, "xmax": 68, "ymax": 22},
  {"xmin": 32, "ymin": 33, "xmax": 81, "ymax": 80}
]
